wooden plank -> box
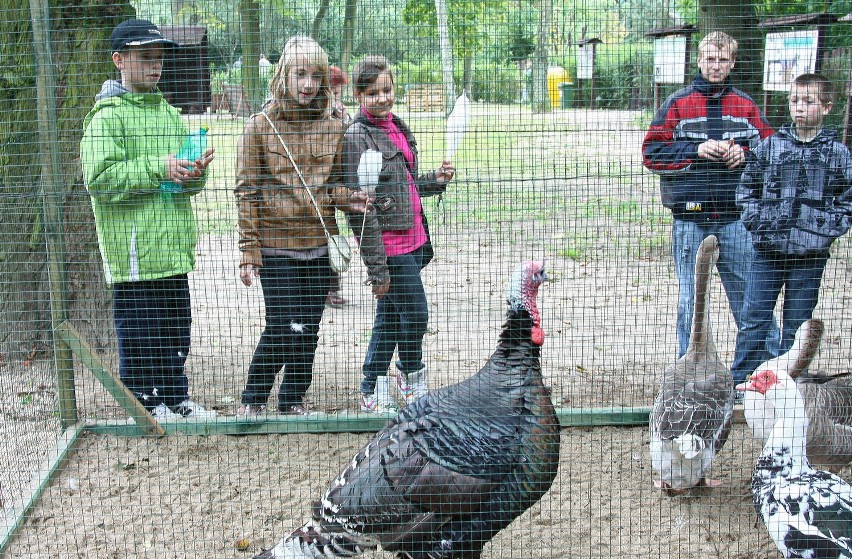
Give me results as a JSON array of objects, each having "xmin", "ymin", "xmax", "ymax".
[
  {"xmin": 29, "ymin": 0, "xmax": 77, "ymax": 428},
  {"xmin": 84, "ymin": 407, "xmax": 664, "ymax": 437},
  {"xmin": 0, "ymin": 423, "xmax": 85, "ymax": 555},
  {"xmin": 557, "ymin": 406, "xmax": 650, "ymax": 427},
  {"xmin": 54, "ymin": 321, "xmax": 166, "ymax": 437},
  {"xmin": 407, "ymin": 84, "xmax": 444, "ymax": 112},
  {"xmin": 68, "ymin": 405, "xmax": 746, "ymax": 438}
]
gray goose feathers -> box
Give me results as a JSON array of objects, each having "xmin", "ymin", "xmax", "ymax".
[
  {"xmin": 743, "ymin": 319, "xmax": 852, "ymax": 471},
  {"xmin": 650, "ymin": 235, "xmax": 734, "ymax": 494}
]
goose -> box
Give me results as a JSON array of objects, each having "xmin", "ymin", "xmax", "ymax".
[
  {"xmin": 743, "ymin": 319, "xmax": 852, "ymax": 471},
  {"xmin": 739, "ymin": 330, "xmax": 852, "ymax": 558},
  {"xmin": 650, "ymin": 235, "xmax": 734, "ymax": 495}
]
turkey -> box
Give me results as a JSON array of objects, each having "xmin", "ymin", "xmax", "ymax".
[
  {"xmin": 740, "ymin": 331, "xmax": 852, "ymax": 559},
  {"xmin": 650, "ymin": 235, "xmax": 734, "ymax": 495},
  {"xmin": 742, "ymin": 319, "xmax": 852, "ymax": 471},
  {"xmin": 255, "ymin": 260, "xmax": 559, "ymax": 559}
]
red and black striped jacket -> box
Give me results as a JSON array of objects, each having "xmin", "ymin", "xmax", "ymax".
[{"xmin": 642, "ymin": 74, "xmax": 774, "ymax": 223}]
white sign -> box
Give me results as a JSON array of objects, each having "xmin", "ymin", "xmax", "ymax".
[
  {"xmin": 653, "ymin": 36, "xmax": 687, "ymax": 84},
  {"xmin": 577, "ymin": 44, "xmax": 595, "ymax": 80},
  {"xmin": 763, "ymin": 29, "xmax": 819, "ymax": 92}
]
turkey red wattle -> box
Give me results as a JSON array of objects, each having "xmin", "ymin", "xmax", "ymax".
[
  {"xmin": 530, "ymin": 303, "xmax": 544, "ymax": 345},
  {"xmin": 531, "ymin": 325, "xmax": 544, "ymax": 346}
]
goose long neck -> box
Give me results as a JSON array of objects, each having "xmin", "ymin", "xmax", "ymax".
[{"xmin": 686, "ymin": 250, "xmax": 716, "ymax": 357}]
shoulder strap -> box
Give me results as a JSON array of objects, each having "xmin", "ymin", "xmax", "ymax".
[{"xmin": 257, "ymin": 111, "xmax": 332, "ymax": 239}]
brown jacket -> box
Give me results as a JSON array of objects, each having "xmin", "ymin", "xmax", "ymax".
[{"xmin": 235, "ymin": 106, "xmax": 351, "ymax": 268}]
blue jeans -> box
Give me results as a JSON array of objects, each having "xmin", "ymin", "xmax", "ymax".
[
  {"xmin": 672, "ymin": 219, "xmax": 780, "ymax": 359},
  {"xmin": 113, "ymin": 275, "xmax": 192, "ymax": 410},
  {"xmin": 241, "ymin": 254, "xmax": 331, "ymax": 410},
  {"xmin": 361, "ymin": 247, "xmax": 428, "ymax": 395},
  {"xmin": 730, "ymin": 250, "xmax": 828, "ymax": 383}
]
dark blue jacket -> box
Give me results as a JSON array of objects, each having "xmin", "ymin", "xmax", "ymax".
[
  {"xmin": 738, "ymin": 124, "xmax": 852, "ymax": 256},
  {"xmin": 643, "ymin": 74, "xmax": 774, "ymax": 223}
]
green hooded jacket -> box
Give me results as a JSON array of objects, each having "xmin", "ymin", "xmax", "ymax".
[{"xmin": 81, "ymin": 80, "xmax": 206, "ymax": 284}]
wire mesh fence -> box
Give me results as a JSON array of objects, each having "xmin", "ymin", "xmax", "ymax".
[{"xmin": 2, "ymin": 0, "xmax": 852, "ymax": 557}]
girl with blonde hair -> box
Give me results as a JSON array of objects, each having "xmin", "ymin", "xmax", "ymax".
[{"xmin": 234, "ymin": 36, "xmax": 377, "ymax": 416}]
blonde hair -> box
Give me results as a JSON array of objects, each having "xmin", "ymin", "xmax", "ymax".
[
  {"xmin": 268, "ymin": 35, "xmax": 332, "ymax": 117},
  {"xmin": 699, "ymin": 31, "xmax": 738, "ymax": 58}
]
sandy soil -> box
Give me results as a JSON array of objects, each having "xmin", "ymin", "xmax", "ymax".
[{"xmin": 3, "ymin": 106, "xmax": 852, "ymax": 559}]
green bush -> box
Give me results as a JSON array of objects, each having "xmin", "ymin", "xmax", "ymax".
[
  {"xmin": 468, "ymin": 64, "xmax": 521, "ymax": 104},
  {"xmin": 211, "ymin": 65, "xmax": 241, "ymax": 93},
  {"xmin": 395, "ymin": 60, "xmax": 521, "ymax": 104},
  {"xmin": 394, "ymin": 61, "xmax": 442, "ymax": 98}
]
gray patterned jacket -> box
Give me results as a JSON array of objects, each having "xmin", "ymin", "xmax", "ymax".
[{"xmin": 737, "ymin": 124, "xmax": 852, "ymax": 256}]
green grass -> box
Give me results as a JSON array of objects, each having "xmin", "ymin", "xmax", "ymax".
[
  {"xmin": 187, "ymin": 107, "xmax": 669, "ymax": 262},
  {"xmin": 193, "ymin": 118, "xmax": 244, "ymax": 235}
]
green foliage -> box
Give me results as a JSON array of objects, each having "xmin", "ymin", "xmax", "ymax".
[
  {"xmin": 576, "ymin": 45, "xmax": 655, "ymax": 109},
  {"xmin": 508, "ymin": 24, "xmax": 535, "ymax": 63},
  {"xmin": 402, "ymin": 0, "xmax": 496, "ymax": 59},
  {"xmin": 468, "ymin": 64, "xmax": 522, "ymax": 104},
  {"xmin": 395, "ymin": 60, "xmax": 524, "ymax": 104},
  {"xmin": 211, "ymin": 65, "xmax": 242, "ymax": 93}
]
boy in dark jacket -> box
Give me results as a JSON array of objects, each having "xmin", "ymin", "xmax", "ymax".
[
  {"xmin": 731, "ymin": 73, "xmax": 852, "ymax": 382},
  {"xmin": 642, "ymin": 31, "xmax": 778, "ymax": 360}
]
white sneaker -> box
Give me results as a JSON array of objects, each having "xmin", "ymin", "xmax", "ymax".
[
  {"xmin": 237, "ymin": 404, "xmax": 267, "ymax": 417},
  {"xmin": 151, "ymin": 403, "xmax": 181, "ymax": 421},
  {"xmin": 173, "ymin": 400, "xmax": 218, "ymax": 419},
  {"xmin": 397, "ymin": 366, "xmax": 429, "ymax": 404},
  {"xmin": 360, "ymin": 376, "xmax": 398, "ymax": 414}
]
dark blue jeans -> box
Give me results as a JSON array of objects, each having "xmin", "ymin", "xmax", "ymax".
[
  {"xmin": 113, "ymin": 275, "xmax": 192, "ymax": 410},
  {"xmin": 730, "ymin": 250, "xmax": 828, "ymax": 383},
  {"xmin": 361, "ymin": 247, "xmax": 428, "ymax": 395},
  {"xmin": 241, "ymin": 254, "xmax": 331, "ymax": 410}
]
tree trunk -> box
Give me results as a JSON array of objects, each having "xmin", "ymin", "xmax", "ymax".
[
  {"xmin": 462, "ymin": 56, "xmax": 473, "ymax": 96},
  {"xmin": 340, "ymin": 0, "xmax": 358, "ymax": 74},
  {"xmin": 312, "ymin": 0, "xmax": 331, "ymax": 39},
  {"xmin": 434, "ymin": 0, "xmax": 454, "ymax": 116},
  {"xmin": 0, "ymin": 0, "xmax": 131, "ymax": 361},
  {"xmin": 531, "ymin": 0, "xmax": 552, "ymax": 113},
  {"xmin": 699, "ymin": 0, "xmax": 762, "ymax": 102},
  {"xmin": 240, "ymin": 0, "xmax": 263, "ymax": 112}
]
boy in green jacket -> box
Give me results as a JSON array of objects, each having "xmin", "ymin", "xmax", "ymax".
[{"xmin": 81, "ymin": 19, "xmax": 216, "ymax": 420}]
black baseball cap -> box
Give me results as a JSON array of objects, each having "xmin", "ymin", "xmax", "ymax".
[{"xmin": 110, "ymin": 19, "xmax": 177, "ymax": 52}]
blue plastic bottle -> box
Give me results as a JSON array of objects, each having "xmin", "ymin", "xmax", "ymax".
[{"xmin": 161, "ymin": 125, "xmax": 209, "ymax": 193}]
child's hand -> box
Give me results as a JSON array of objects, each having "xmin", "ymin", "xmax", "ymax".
[
  {"xmin": 165, "ymin": 147, "xmax": 215, "ymax": 183},
  {"xmin": 240, "ymin": 264, "xmax": 259, "ymax": 287},
  {"xmin": 347, "ymin": 190, "xmax": 371, "ymax": 214},
  {"xmin": 372, "ymin": 280, "xmax": 390, "ymax": 299},
  {"xmin": 437, "ymin": 160, "xmax": 455, "ymax": 184},
  {"xmin": 191, "ymin": 147, "xmax": 216, "ymax": 177},
  {"xmin": 165, "ymin": 154, "xmax": 195, "ymax": 184}
]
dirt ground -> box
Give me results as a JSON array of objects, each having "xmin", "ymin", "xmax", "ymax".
[{"xmin": 3, "ymin": 107, "xmax": 852, "ymax": 559}]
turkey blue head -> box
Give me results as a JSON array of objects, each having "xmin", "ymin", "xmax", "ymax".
[{"xmin": 507, "ymin": 260, "xmax": 547, "ymax": 346}]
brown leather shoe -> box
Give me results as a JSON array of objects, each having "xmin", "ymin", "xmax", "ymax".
[{"xmin": 325, "ymin": 291, "xmax": 347, "ymax": 308}]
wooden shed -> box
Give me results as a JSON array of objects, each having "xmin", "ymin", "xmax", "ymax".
[{"xmin": 159, "ymin": 26, "xmax": 210, "ymax": 115}]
